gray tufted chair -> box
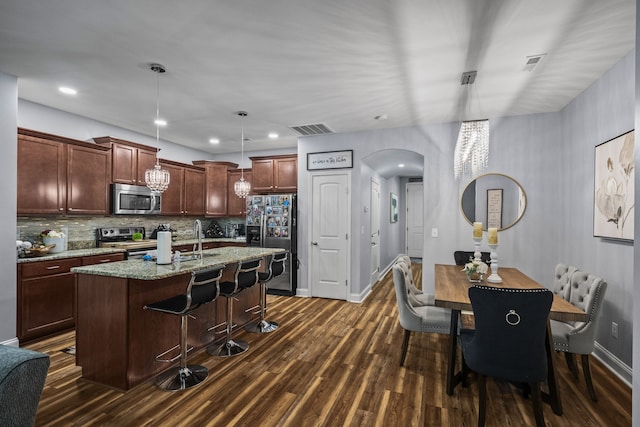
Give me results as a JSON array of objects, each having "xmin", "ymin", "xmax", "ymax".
[
  {"xmin": 397, "ymin": 255, "xmax": 434, "ymax": 306},
  {"xmin": 550, "ymin": 271, "xmax": 607, "ymax": 401},
  {"xmin": 392, "ymin": 261, "xmax": 451, "ymax": 366},
  {"xmin": 551, "ymin": 263, "xmax": 578, "ymax": 301}
]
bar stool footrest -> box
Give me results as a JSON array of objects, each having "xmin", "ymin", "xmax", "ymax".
[{"xmin": 155, "ymin": 344, "xmax": 193, "ymax": 363}]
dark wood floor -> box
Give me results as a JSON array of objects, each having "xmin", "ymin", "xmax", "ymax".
[{"xmin": 27, "ymin": 264, "xmax": 631, "ymax": 426}]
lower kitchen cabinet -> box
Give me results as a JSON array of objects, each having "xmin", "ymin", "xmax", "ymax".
[{"xmin": 17, "ymin": 253, "xmax": 125, "ymax": 343}]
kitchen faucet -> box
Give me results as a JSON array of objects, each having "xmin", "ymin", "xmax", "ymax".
[{"xmin": 193, "ymin": 219, "xmax": 203, "ymax": 261}]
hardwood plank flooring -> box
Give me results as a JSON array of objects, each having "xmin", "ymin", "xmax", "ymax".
[{"xmin": 26, "ymin": 264, "xmax": 631, "ymax": 426}]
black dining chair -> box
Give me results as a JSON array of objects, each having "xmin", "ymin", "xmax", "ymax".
[
  {"xmin": 460, "ymin": 285, "xmax": 553, "ymax": 427},
  {"xmin": 453, "ymin": 250, "xmax": 491, "ymax": 266}
]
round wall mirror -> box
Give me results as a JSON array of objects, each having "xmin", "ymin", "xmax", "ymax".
[{"xmin": 460, "ymin": 173, "xmax": 527, "ymax": 231}]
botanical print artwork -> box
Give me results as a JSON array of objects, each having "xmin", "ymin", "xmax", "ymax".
[{"xmin": 594, "ymin": 130, "xmax": 634, "ymax": 241}]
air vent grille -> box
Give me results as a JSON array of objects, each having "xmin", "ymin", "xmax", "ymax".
[
  {"xmin": 523, "ymin": 54, "xmax": 546, "ymax": 72},
  {"xmin": 289, "ymin": 123, "xmax": 333, "ymax": 136}
]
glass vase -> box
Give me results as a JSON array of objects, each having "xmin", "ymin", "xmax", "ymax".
[{"xmin": 467, "ymin": 272, "xmax": 483, "ymax": 283}]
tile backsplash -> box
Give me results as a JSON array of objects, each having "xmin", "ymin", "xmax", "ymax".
[{"xmin": 17, "ymin": 216, "xmax": 245, "ymax": 249}]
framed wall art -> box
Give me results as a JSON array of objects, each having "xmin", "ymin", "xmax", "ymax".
[
  {"xmin": 390, "ymin": 192, "xmax": 399, "ymax": 223},
  {"xmin": 307, "ymin": 150, "xmax": 353, "ymax": 170},
  {"xmin": 593, "ymin": 129, "xmax": 634, "ymax": 241}
]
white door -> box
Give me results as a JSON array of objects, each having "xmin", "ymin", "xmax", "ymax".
[
  {"xmin": 406, "ymin": 182, "xmax": 424, "ymax": 258},
  {"xmin": 370, "ymin": 179, "xmax": 381, "ymax": 286},
  {"xmin": 310, "ymin": 173, "xmax": 351, "ymax": 300}
]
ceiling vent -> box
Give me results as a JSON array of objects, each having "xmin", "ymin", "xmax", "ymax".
[
  {"xmin": 523, "ymin": 54, "xmax": 545, "ymax": 72},
  {"xmin": 289, "ymin": 123, "xmax": 333, "ymax": 136}
]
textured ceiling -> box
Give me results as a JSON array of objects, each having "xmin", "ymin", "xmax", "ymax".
[{"xmin": 0, "ymin": 0, "xmax": 635, "ymax": 166}]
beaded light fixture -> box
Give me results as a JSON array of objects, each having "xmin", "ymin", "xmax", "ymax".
[
  {"xmin": 454, "ymin": 70, "xmax": 490, "ymax": 180},
  {"xmin": 233, "ymin": 111, "xmax": 251, "ymax": 198},
  {"xmin": 145, "ymin": 63, "xmax": 170, "ymax": 194}
]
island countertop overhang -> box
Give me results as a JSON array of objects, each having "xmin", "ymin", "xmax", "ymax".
[{"xmin": 71, "ymin": 246, "xmax": 285, "ymax": 280}]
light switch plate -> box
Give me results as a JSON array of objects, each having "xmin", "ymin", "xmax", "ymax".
[{"xmin": 431, "ymin": 228, "xmax": 438, "ymax": 237}]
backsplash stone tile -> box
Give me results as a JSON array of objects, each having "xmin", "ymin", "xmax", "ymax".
[{"xmin": 17, "ymin": 216, "xmax": 245, "ymax": 249}]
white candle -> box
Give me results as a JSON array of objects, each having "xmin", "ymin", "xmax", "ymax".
[
  {"xmin": 488, "ymin": 228, "xmax": 498, "ymax": 245},
  {"xmin": 473, "ymin": 222, "xmax": 483, "ymax": 238}
]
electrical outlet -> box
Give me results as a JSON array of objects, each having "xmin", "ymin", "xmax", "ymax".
[
  {"xmin": 431, "ymin": 228, "xmax": 438, "ymax": 238},
  {"xmin": 612, "ymin": 322, "xmax": 619, "ymax": 338}
]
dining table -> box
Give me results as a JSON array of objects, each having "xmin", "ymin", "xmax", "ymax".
[{"xmin": 434, "ymin": 263, "xmax": 588, "ymax": 416}]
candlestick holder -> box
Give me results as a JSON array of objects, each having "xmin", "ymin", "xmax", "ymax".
[
  {"xmin": 487, "ymin": 244, "xmax": 502, "ymax": 284},
  {"xmin": 473, "ymin": 237, "xmax": 482, "ymax": 262}
]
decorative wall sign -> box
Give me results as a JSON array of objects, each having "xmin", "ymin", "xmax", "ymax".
[
  {"xmin": 594, "ymin": 130, "xmax": 634, "ymax": 241},
  {"xmin": 307, "ymin": 150, "xmax": 353, "ymax": 170},
  {"xmin": 390, "ymin": 192, "xmax": 399, "ymax": 223},
  {"xmin": 486, "ymin": 188, "xmax": 503, "ymax": 229}
]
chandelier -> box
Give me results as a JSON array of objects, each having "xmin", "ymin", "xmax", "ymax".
[
  {"xmin": 233, "ymin": 111, "xmax": 251, "ymax": 198},
  {"xmin": 145, "ymin": 63, "xmax": 170, "ymax": 193},
  {"xmin": 454, "ymin": 71, "xmax": 490, "ymax": 180}
]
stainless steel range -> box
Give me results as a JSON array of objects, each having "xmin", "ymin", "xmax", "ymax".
[{"xmin": 96, "ymin": 227, "xmax": 156, "ymax": 259}]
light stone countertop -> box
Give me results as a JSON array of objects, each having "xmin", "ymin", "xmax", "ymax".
[{"xmin": 70, "ymin": 246, "xmax": 284, "ymax": 280}]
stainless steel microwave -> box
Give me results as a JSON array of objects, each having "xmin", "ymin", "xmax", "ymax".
[{"xmin": 111, "ymin": 183, "xmax": 161, "ymax": 215}]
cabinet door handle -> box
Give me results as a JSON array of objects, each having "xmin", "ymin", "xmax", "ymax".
[
  {"xmin": 99, "ymin": 259, "xmax": 111, "ymax": 263},
  {"xmin": 46, "ymin": 265, "xmax": 61, "ymax": 270}
]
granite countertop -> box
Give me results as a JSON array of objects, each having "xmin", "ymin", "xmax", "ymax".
[
  {"xmin": 71, "ymin": 246, "xmax": 284, "ymax": 280},
  {"xmin": 16, "ymin": 237, "xmax": 247, "ymax": 264}
]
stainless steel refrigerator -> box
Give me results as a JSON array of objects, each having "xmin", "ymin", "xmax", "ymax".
[{"xmin": 245, "ymin": 194, "xmax": 297, "ymax": 295}]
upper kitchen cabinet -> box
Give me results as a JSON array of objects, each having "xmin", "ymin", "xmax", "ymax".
[
  {"xmin": 250, "ymin": 154, "xmax": 297, "ymax": 193},
  {"xmin": 227, "ymin": 169, "xmax": 252, "ymax": 216},
  {"xmin": 93, "ymin": 136, "xmax": 157, "ymax": 185},
  {"xmin": 158, "ymin": 159, "xmax": 205, "ymax": 216},
  {"xmin": 193, "ymin": 161, "xmax": 238, "ymax": 217},
  {"xmin": 17, "ymin": 128, "xmax": 111, "ymax": 215}
]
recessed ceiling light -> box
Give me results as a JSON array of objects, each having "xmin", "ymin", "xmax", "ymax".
[
  {"xmin": 268, "ymin": 132, "xmax": 279, "ymax": 139},
  {"xmin": 209, "ymin": 138, "xmax": 220, "ymax": 144},
  {"xmin": 398, "ymin": 163, "xmax": 405, "ymax": 168},
  {"xmin": 154, "ymin": 118, "xmax": 167, "ymax": 126},
  {"xmin": 58, "ymin": 86, "xmax": 77, "ymax": 95}
]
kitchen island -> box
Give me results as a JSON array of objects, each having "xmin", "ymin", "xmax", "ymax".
[{"xmin": 72, "ymin": 246, "xmax": 284, "ymax": 390}]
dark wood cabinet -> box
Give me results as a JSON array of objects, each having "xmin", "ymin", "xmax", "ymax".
[
  {"xmin": 250, "ymin": 154, "xmax": 297, "ymax": 193},
  {"xmin": 193, "ymin": 161, "xmax": 238, "ymax": 217},
  {"xmin": 94, "ymin": 137, "xmax": 158, "ymax": 185},
  {"xmin": 17, "ymin": 253, "xmax": 125, "ymax": 343},
  {"xmin": 159, "ymin": 160, "xmax": 205, "ymax": 216},
  {"xmin": 17, "ymin": 128, "xmax": 111, "ymax": 216},
  {"xmin": 67, "ymin": 144, "xmax": 111, "ymax": 215},
  {"xmin": 227, "ymin": 169, "xmax": 251, "ymax": 216}
]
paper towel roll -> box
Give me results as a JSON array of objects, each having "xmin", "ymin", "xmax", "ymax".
[{"xmin": 156, "ymin": 231, "xmax": 172, "ymax": 265}]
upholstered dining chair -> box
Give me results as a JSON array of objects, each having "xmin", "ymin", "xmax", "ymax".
[
  {"xmin": 460, "ymin": 285, "xmax": 553, "ymax": 427},
  {"xmin": 392, "ymin": 261, "xmax": 451, "ymax": 366},
  {"xmin": 396, "ymin": 256, "xmax": 434, "ymax": 306},
  {"xmin": 453, "ymin": 250, "xmax": 491, "ymax": 266},
  {"xmin": 552, "ymin": 263, "xmax": 578, "ymax": 301},
  {"xmin": 551, "ymin": 271, "xmax": 607, "ymax": 401}
]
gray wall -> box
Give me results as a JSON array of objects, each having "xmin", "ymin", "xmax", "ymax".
[{"xmin": 0, "ymin": 72, "xmax": 18, "ymax": 344}]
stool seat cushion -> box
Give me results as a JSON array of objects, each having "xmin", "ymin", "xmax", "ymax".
[
  {"xmin": 146, "ymin": 295, "xmax": 189, "ymax": 315},
  {"xmin": 220, "ymin": 281, "xmax": 237, "ymax": 296}
]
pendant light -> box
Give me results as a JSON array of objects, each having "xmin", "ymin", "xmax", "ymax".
[
  {"xmin": 145, "ymin": 63, "xmax": 171, "ymax": 193},
  {"xmin": 454, "ymin": 70, "xmax": 490, "ymax": 180},
  {"xmin": 234, "ymin": 111, "xmax": 251, "ymax": 198}
]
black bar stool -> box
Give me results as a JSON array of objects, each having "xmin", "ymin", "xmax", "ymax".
[
  {"xmin": 245, "ymin": 252, "xmax": 287, "ymax": 333},
  {"xmin": 143, "ymin": 265, "xmax": 224, "ymax": 391},
  {"xmin": 208, "ymin": 258, "xmax": 261, "ymax": 357}
]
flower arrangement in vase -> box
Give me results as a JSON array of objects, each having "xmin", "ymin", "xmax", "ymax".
[
  {"xmin": 463, "ymin": 258, "xmax": 489, "ymax": 283},
  {"xmin": 40, "ymin": 229, "xmax": 66, "ymax": 253}
]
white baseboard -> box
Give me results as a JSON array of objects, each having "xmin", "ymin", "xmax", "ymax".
[
  {"xmin": 593, "ymin": 341, "xmax": 632, "ymax": 387},
  {"xmin": 1, "ymin": 337, "xmax": 19, "ymax": 347}
]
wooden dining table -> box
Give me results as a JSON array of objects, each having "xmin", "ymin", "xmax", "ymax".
[{"xmin": 434, "ymin": 264, "xmax": 588, "ymax": 416}]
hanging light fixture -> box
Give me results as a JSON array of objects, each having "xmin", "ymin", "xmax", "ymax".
[
  {"xmin": 454, "ymin": 71, "xmax": 490, "ymax": 180},
  {"xmin": 233, "ymin": 111, "xmax": 251, "ymax": 198},
  {"xmin": 145, "ymin": 63, "xmax": 171, "ymax": 193}
]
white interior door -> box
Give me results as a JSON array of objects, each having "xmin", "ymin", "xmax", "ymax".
[
  {"xmin": 310, "ymin": 173, "xmax": 350, "ymax": 300},
  {"xmin": 406, "ymin": 182, "xmax": 424, "ymax": 258},
  {"xmin": 370, "ymin": 179, "xmax": 381, "ymax": 286}
]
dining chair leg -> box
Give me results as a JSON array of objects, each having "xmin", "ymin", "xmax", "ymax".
[
  {"xmin": 477, "ymin": 374, "xmax": 487, "ymax": 427},
  {"xmin": 581, "ymin": 354, "xmax": 598, "ymax": 402},
  {"xmin": 530, "ymin": 382, "xmax": 545, "ymax": 427},
  {"xmin": 564, "ymin": 352, "xmax": 579, "ymax": 379},
  {"xmin": 400, "ymin": 329, "xmax": 411, "ymax": 366}
]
